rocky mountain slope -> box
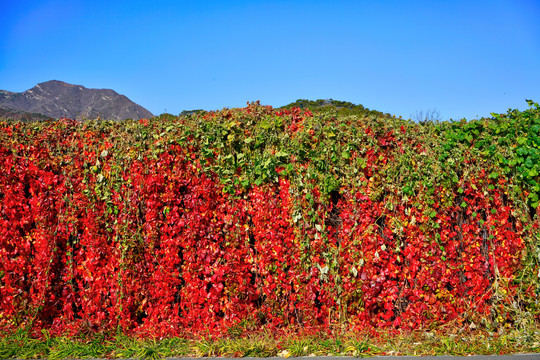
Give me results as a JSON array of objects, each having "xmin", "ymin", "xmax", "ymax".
[{"xmin": 0, "ymin": 80, "xmax": 153, "ymax": 120}]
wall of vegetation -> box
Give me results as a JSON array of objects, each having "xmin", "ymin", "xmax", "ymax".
[{"xmin": 1, "ymin": 101, "xmax": 539, "ymax": 338}]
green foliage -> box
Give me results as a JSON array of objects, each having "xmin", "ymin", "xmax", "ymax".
[{"xmin": 441, "ymin": 100, "xmax": 540, "ymax": 209}]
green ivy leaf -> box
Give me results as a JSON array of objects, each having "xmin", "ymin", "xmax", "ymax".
[{"xmin": 488, "ymin": 171, "xmax": 499, "ymax": 179}]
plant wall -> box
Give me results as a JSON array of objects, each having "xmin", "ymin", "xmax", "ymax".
[{"xmin": 1, "ymin": 101, "xmax": 539, "ymax": 338}]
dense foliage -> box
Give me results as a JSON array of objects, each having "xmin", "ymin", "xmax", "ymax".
[{"xmin": 0, "ymin": 101, "xmax": 539, "ymax": 339}]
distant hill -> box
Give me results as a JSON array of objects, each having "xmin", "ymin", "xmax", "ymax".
[
  {"xmin": 179, "ymin": 109, "xmax": 206, "ymax": 116},
  {"xmin": 280, "ymin": 99, "xmax": 392, "ymax": 118},
  {"xmin": 0, "ymin": 80, "xmax": 153, "ymax": 120},
  {"xmin": 0, "ymin": 106, "xmax": 52, "ymax": 122},
  {"xmin": 173, "ymin": 100, "xmax": 392, "ymax": 119}
]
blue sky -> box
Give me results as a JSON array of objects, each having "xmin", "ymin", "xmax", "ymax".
[{"xmin": 1, "ymin": 0, "xmax": 539, "ymax": 120}]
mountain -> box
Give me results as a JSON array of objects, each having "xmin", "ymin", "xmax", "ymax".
[{"xmin": 0, "ymin": 80, "xmax": 153, "ymax": 120}]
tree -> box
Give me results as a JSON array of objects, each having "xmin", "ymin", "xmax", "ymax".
[{"xmin": 411, "ymin": 108, "xmax": 441, "ymax": 124}]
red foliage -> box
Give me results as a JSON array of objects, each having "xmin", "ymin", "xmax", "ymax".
[{"xmin": 0, "ymin": 116, "xmax": 526, "ymax": 339}]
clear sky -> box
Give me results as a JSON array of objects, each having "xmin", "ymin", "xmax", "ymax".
[{"xmin": 1, "ymin": 0, "xmax": 539, "ymax": 120}]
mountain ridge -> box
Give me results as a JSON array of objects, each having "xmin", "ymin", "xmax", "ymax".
[{"xmin": 0, "ymin": 80, "xmax": 153, "ymax": 120}]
